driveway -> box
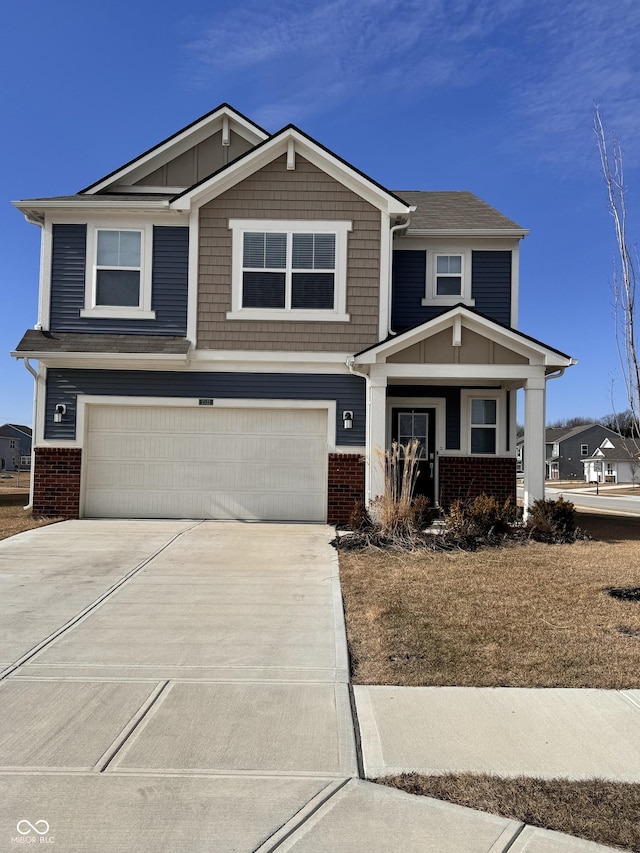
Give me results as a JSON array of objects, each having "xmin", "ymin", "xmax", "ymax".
[{"xmin": 0, "ymin": 521, "xmax": 619, "ymax": 852}]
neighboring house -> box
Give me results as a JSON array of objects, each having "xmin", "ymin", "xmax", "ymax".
[
  {"xmin": 583, "ymin": 437, "xmax": 640, "ymax": 484},
  {"xmin": 10, "ymin": 104, "xmax": 574, "ymax": 521},
  {"xmin": 517, "ymin": 423, "xmax": 622, "ymax": 481},
  {"xmin": 544, "ymin": 424, "xmax": 621, "ymax": 480},
  {"xmin": 0, "ymin": 432, "xmax": 18, "ymax": 472},
  {"xmin": 0, "ymin": 424, "xmax": 32, "ymax": 469}
]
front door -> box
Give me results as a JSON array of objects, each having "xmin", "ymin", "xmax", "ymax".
[{"xmin": 391, "ymin": 408, "xmax": 436, "ymax": 505}]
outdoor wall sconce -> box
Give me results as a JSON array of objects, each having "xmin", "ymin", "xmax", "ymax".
[
  {"xmin": 53, "ymin": 403, "xmax": 66, "ymax": 423},
  {"xmin": 342, "ymin": 410, "xmax": 353, "ymax": 430}
]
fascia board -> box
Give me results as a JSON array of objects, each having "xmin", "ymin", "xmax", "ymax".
[
  {"xmin": 83, "ymin": 107, "xmax": 269, "ymax": 195},
  {"xmin": 13, "ymin": 199, "xmax": 170, "ymax": 214},
  {"xmin": 172, "ymin": 128, "xmax": 413, "ymax": 215},
  {"xmin": 11, "ymin": 351, "xmax": 189, "ymax": 365},
  {"xmin": 407, "ymin": 228, "xmax": 530, "ymax": 238}
]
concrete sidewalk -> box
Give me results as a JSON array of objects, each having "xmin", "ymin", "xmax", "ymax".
[{"xmin": 0, "ymin": 521, "xmax": 626, "ymax": 852}]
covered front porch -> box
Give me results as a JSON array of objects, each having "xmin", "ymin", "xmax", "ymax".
[{"xmin": 348, "ymin": 306, "xmax": 575, "ymax": 516}]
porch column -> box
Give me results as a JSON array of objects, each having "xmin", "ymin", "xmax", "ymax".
[
  {"xmin": 523, "ymin": 373, "xmax": 546, "ymax": 515},
  {"xmin": 367, "ymin": 372, "xmax": 387, "ymax": 503}
]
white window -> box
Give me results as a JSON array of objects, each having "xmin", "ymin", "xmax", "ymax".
[
  {"xmin": 470, "ymin": 398, "xmax": 497, "ymax": 454},
  {"xmin": 580, "ymin": 444, "xmax": 589, "ymax": 456},
  {"xmin": 81, "ymin": 224, "xmax": 155, "ymax": 319},
  {"xmin": 422, "ymin": 249, "xmax": 474, "ymax": 307},
  {"xmin": 227, "ymin": 219, "xmax": 351, "ymax": 321},
  {"xmin": 606, "ymin": 463, "xmax": 615, "ymax": 476},
  {"xmin": 9, "ymin": 440, "xmax": 16, "ymax": 449}
]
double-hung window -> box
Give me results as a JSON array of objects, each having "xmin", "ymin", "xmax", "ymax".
[
  {"xmin": 228, "ymin": 220, "xmax": 351, "ymax": 321},
  {"xmin": 422, "ymin": 248, "xmax": 474, "ymax": 306},
  {"xmin": 81, "ymin": 224, "xmax": 155, "ymax": 319},
  {"xmin": 470, "ymin": 398, "xmax": 497, "ymax": 454}
]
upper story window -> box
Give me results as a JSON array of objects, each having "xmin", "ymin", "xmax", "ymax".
[
  {"xmin": 422, "ymin": 248, "xmax": 474, "ymax": 307},
  {"xmin": 9, "ymin": 440, "xmax": 16, "ymax": 450},
  {"xmin": 81, "ymin": 224, "xmax": 155, "ymax": 320},
  {"xmin": 580, "ymin": 444, "xmax": 589, "ymax": 456},
  {"xmin": 227, "ymin": 219, "xmax": 351, "ymax": 322}
]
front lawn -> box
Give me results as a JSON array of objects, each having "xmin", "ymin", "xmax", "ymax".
[
  {"xmin": 0, "ymin": 496, "xmax": 60, "ymax": 542},
  {"xmin": 339, "ymin": 512, "xmax": 640, "ymax": 689}
]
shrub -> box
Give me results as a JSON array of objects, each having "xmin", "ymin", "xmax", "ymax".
[
  {"xmin": 409, "ymin": 495, "xmax": 435, "ymax": 531},
  {"xmin": 349, "ymin": 501, "xmax": 373, "ymax": 532},
  {"xmin": 445, "ymin": 494, "xmax": 517, "ymax": 537},
  {"xmin": 527, "ymin": 496, "xmax": 577, "ymax": 541}
]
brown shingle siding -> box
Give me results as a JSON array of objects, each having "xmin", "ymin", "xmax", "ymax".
[{"xmin": 197, "ymin": 154, "xmax": 381, "ymax": 352}]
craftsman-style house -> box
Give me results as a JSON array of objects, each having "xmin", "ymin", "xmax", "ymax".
[{"xmin": 12, "ymin": 104, "xmax": 574, "ymax": 521}]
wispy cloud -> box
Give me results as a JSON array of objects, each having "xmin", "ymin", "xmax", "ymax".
[{"xmin": 184, "ymin": 0, "xmax": 640, "ymax": 168}]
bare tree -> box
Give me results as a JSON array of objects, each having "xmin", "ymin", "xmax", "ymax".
[{"xmin": 594, "ymin": 106, "xmax": 640, "ymax": 445}]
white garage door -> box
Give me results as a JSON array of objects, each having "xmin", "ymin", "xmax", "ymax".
[{"xmin": 83, "ymin": 405, "xmax": 328, "ymax": 521}]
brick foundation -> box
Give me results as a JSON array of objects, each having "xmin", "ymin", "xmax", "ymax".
[
  {"xmin": 33, "ymin": 447, "xmax": 82, "ymax": 518},
  {"xmin": 438, "ymin": 456, "xmax": 516, "ymax": 508},
  {"xmin": 328, "ymin": 453, "xmax": 365, "ymax": 525}
]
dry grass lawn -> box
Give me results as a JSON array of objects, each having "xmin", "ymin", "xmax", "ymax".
[
  {"xmin": 339, "ymin": 512, "xmax": 640, "ymax": 688},
  {"xmin": 381, "ymin": 773, "xmax": 640, "ymax": 852},
  {"xmin": 0, "ymin": 496, "xmax": 60, "ymax": 541}
]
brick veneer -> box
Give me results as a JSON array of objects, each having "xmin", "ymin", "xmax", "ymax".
[
  {"xmin": 328, "ymin": 453, "xmax": 365, "ymax": 525},
  {"xmin": 438, "ymin": 456, "xmax": 516, "ymax": 508},
  {"xmin": 33, "ymin": 447, "xmax": 82, "ymax": 518}
]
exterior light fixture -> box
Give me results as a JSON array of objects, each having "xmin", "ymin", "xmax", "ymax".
[
  {"xmin": 342, "ymin": 410, "xmax": 353, "ymax": 430},
  {"xmin": 53, "ymin": 403, "xmax": 66, "ymax": 423}
]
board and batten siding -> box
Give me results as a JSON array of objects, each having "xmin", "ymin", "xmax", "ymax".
[
  {"xmin": 49, "ymin": 224, "xmax": 189, "ymax": 335},
  {"xmin": 391, "ymin": 249, "xmax": 512, "ymax": 331},
  {"xmin": 43, "ymin": 368, "xmax": 366, "ymax": 446},
  {"xmin": 197, "ymin": 154, "xmax": 381, "ymax": 351}
]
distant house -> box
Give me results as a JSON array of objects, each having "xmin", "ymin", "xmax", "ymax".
[
  {"xmin": 517, "ymin": 423, "xmax": 621, "ymax": 481},
  {"xmin": 583, "ymin": 436, "xmax": 640, "ymax": 484},
  {"xmin": 0, "ymin": 424, "xmax": 32, "ymax": 471}
]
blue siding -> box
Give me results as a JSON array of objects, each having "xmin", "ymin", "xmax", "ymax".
[
  {"xmin": 388, "ymin": 385, "xmax": 461, "ymax": 449},
  {"xmin": 44, "ymin": 369, "xmax": 366, "ymax": 445},
  {"xmin": 471, "ymin": 251, "xmax": 511, "ymax": 326},
  {"xmin": 391, "ymin": 249, "xmax": 512, "ymax": 330},
  {"xmin": 49, "ymin": 225, "xmax": 189, "ymax": 335}
]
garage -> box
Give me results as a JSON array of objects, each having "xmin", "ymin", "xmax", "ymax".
[{"xmin": 82, "ymin": 404, "xmax": 328, "ymax": 521}]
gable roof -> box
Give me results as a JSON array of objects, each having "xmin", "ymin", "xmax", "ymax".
[
  {"xmin": 394, "ymin": 191, "xmax": 527, "ymax": 236},
  {"xmin": 169, "ymin": 124, "xmax": 414, "ymax": 216},
  {"xmin": 549, "ymin": 423, "xmax": 620, "ymax": 444},
  {"xmin": 586, "ymin": 436, "xmax": 640, "ymax": 461},
  {"xmin": 2, "ymin": 424, "xmax": 32, "ymax": 437},
  {"xmin": 354, "ymin": 303, "xmax": 573, "ymax": 365},
  {"xmin": 80, "ymin": 104, "xmax": 269, "ymax": 195}
]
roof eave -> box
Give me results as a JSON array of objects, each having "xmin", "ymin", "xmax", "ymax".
[{"xmin": 405, "ymin": 228, "xmax": 529, "ymax": 238}]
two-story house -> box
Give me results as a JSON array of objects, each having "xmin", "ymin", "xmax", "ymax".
[
  {"xmin": 11, "ymin": 104, "xmax": 574, "ymax": 522},
  {"xmin": 517, "ymin": 423, "xmax": 621, "ymax": 481}
]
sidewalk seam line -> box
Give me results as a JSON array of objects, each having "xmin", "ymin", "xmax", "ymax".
[
  {"xmin": 348, "ymin": 682, "xmax": 365, "ymax": 779},
  {"xmin": 253, "ymin": 778, "xmax": 350, "ymax": 853},
  {"xmin": 499, "ymin": 823, "xmax": 526, "ymax": 852},
  {"xmin": 0, "ymin": 521, "xmax": 203, "ymax": 682},
  {"xmin": 94, "ymin": 680, "xmax": 171, "ymax": 773}
]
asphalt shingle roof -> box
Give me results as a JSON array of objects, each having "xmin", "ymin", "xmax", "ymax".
[
  {"xmin": 393, "ymin": 191, "xmax": 525, "ymax": 232},
  {"xmin": 15, "ymin": 330, "xmax": 190, "ymax": 355}
]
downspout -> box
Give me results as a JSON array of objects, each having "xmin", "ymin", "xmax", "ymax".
[
  {"xmin": 347, "ymin": 355, "xmax": 371, "ymax": 503},
  {"xmin": 18, "ymin": 357, "xmax": 38, "ymax": 510},
  {"xmin": 387, "ymin": 209, "xmax": 415, "ymax": 337}
]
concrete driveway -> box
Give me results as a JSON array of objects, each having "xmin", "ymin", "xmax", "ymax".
[{"xmin": 0, "ymin": 521, "xmax": 620, "ymax": 852}]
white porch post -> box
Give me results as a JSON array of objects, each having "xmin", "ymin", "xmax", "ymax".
[
  {"xmin": 367, "ymin": 371, "xmax": 387, "ymax": 504},
  {"xmin": 523, "ymin": 372, "xmax": 546, "ymax": 515}
]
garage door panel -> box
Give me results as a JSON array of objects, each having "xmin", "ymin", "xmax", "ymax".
[{"xmin": 84, "ymin": 406, "xmax": 328, "ymax": 521}]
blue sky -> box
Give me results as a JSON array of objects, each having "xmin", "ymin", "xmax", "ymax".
[{"xmin": 2, "ymin": 0, "xmax": 640, "ymax": 427}]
